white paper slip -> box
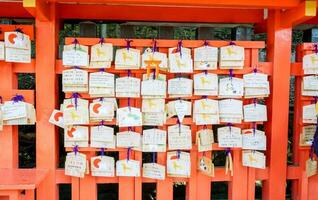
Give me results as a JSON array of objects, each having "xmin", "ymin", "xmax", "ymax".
[
  {"xmin": 5, "ymin": 32, "xmax": 31, "ymax": 49},
  {"xmin": 306, "ymin": 158, "xmax": 317, "ymax": 177},
  {"xmin": 167, "ymin": 151, "xmax": 191, "ymax": 177},
  {"xmin": 49, "ymin": 109, "xmax": 64, "ymax": 128},
  {"xmin": 90, "ymin": 43, "xmax": 113, "ymax": 62},
  {"xmin": 193, "ymin": 99, "xmax": 220, "ymax": 125},
  {"xmin": 219, "ymin": 99, "xmax": 243, "ymax": 124},
  {"xmin": 62, "ymin": 98, "xmax": 89, "ymax": 125},
  {"xmin": 166, "ymin": 100, "xmax": 192, "ymax": 119},
  {"xmin": 0, "ymin": 41, "xmax": 5, "ymax": 60},
  {"xmin": 91, "ymin": 155, "xmax": 115, "ymax": 177},
  {"xmin": 64, "ymin": 126, "xmax": 89, "ymax": 147},
  {"xmin": 115, "ymin": 48, "xmax": 140, "ymax": 69},
  {"xmin": 168, "ymin": 78, "xmax": 193, "ymax": 97},
  {"xmin": 168, "ymin": 47, "xmax": 193, "ymax": 73},
  {"xmin": 5, "ymin": 47, "xmax": 31, "ymax": 63},
  {"xmin": 219, "ymin": 77, "xmax": 244, "ymax": 98},
  {"xmin": 242, "ymin": 129, "xmax": 266, "ymax": 150},
  {"xmin": 116, "ymin": 131, "xmax": 141, "ymax": 148},
  {"xmin": 90, "ymin": 126, "xmax": 114, "ymax": 143},
  {"xmin": 194, "ymin": 46, "xmax": 218, "ymax": 70},
  {"xmin": 303, "ymin": 53, "xmax": 318, "ymax": 75},
  {"xmin": 243, "ymin": 104, "xmax": 267, "ymax": 122},
  {"xmin": 117, "ymin": 107, "xmax": 142, "ymax": 127},
  {"xmin": 141, "ymin": 48, "xmax": 168, "ymax": 70},
  {"xmin": 300, "ymin": 125, "xmax": 316, "ymax": 146},
  {"xmin": 217, "ymin": 126, "xmax": 242, "ymax": 148},
  {"xmin": 62, "ymin": 44, "xmax": 89, "ymax": 67},
  {"xmin": 65, "ymin": 152, "xmax": 87, "ymax": 178},
  {"xmin": 219, "ymin": 45, "xmax": 245, "ymax": 69},
  {"xmin": 243, "ymin": 73, "xmax": 270, "ymax": 98},
  {"xmin": 194, "ymin": 73, "xmax": 218, "ymax": 96},
  {"xmin": 142, "ymin": 99, "xmax": 165, "ymax": 113},
  {"xmin": 142, "ymin": 129, "xmax": 167, "ymax": 152},
  {"xmin": 141, "ymin": 79, "xmax": 166, "ymax": 97},
  {"xmin": 1, "ymin": 101, "xmax": 27, "ymax": 120},
  {"xmin": 116, "ymin": 76, "xmax": 141, "ymax": 98},
  {"xmin": 62, "ymin": 69, "xmax": 88, "ymax": 92},
  {"xmin": 89, "ymin": 101, "xmax": 115, "ymax": 122},
  {"xmin": 242, "ymin": 150, "xmax": 266, "ymax": 169},
  {"xmin": 89, "ymin": 72, "xmax": 115, "ymax": 97},
  {"xmin": 168, "ymin": 124, "xmax": 192, "ymax": 150},
  {"xmin": 196, "ymin": 129, "xmax": 214, "ymax": 152},
  {"xmin": 302, "ymin": 104, "xmax": 317, "ymax": 124},
  {"xmin": 198, "ymin": 156, "xmax": 214, "ymax": 177},
  {"xmin": 143, "ymin": 163, "xmax": 166, "ymax": 180},
  {"xmin": 116, "ymin": 159, "xmax": 140, "ymax": 177}
]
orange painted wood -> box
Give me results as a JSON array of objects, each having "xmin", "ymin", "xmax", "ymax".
[
  {"xmin": 0, "ymin": 62, "xmax": 18, "ymax": 169},
  {"xmin": 0, "ymin": 169, "xmax": 48, "ymax": 190},
  {"xmin": 0, "ymin": 2, "xmax": 32, "ymax": 18},
  {"xmin": 58, "ymin": 4, "xmax": 264, "ymax": 23},
  {"xmin": 49, "ymin": 0, "xmax": 301, "ymax": 9},
  {"xmin": 262, "ymin": 10, "xmax": 291, "ymax": 200},
  {"xmin": 35, "ymin": 4, "xmax": 58, "ymax": 200},
  {"xmin": 0, "ymin": 25, "xmax": 34, "ymax": 41}
]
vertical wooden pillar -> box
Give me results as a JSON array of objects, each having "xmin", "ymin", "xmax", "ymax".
[
  {"xmin": 35, "ymin": 3, "xmax": 58, "ymax": 200},
  {"xmin": 0, "ymin": 62, "xmax": 18, "ymax": 168},
  {"xmin": 263, "ymin": 10, "xmax": 292, "ymax": 200}
]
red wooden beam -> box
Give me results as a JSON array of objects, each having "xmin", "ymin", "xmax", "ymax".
[
  {"xmin": 0, "ymin": 25, "xmax": 34, "ymax": 41},
  {"xmin": 281, "ymin": 0, "xmax": 317, "ymax": 27},
  {"xmin": 23, "ymin": 0, "xmax": 50, "ymax": 21},
  {"xmin": 0, "ymin": 2, "xmax": 32, "ymax": 18},
  {"xmin": 52, "ymin": 0, "xmax": 301, "ymax": 9},
  {"xmin": 58, "ymin": 4, "xmax": 264, "ymax": 23}
]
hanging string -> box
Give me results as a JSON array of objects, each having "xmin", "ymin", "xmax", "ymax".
[
  {"xmin": 253, "ymin": 66, "xmax": 258, "ymax": 73},
  {"xmin": 101, "ymin": 148, "xmax": 105, "ymax": 156},
  {"xmin": 203, "ymin": 40, "xmax": 209, "ymax": 46},
  {"xmin": 314, "ymin": 43, "xmax": 318, "ymax": 54},
  {"xmin": 128, "ymin": 69, "xmax": 131, "ymax": 77},
  {"xmin": 126, "ymin": 39, "xmax": 133, "ymax": 51},
  {"xmin": 127, "ymin": 147, "xmax": 132, "ymax": 161},
  {"xmin": 99, "ymin": 120, "xmax": 105, "ymax": 126},
  {"xmin": 99, "ymin": 37, "xmax": 105, "ymax": 45},
  {"xmin": 71, "ymin": 92, "xmax": 81, "ymax": 110},
  {"xmin": 14, "ymin": 27, "xmax": 24, "ymax": 34},
  {"xmin": 254, "ymin": 98, "xmax": 257, "ymax": 107},
  {"xmin": 229, "ymin": 69, "xmax": 233, "ymax": 80},
  {"xmin": 229, "ymin": 41, "xmax": 236, "ymax": 45},
  {"xmin": 153, "ymin": 69, "xmax": 156, "ymax": 80},
  {"xmin": 0, "ymin": 96, "xmax": 2, "ymax": 104},
  {"xmin": 152, "ymin": 152, "xmax": 156, "ymax": 163},
  {"xmin": 99, "ymin": 68, "xmax": 105, "ymax": 72},
  {"xmin": 99, "ymin": 97, "xmax": 104, "ymax": 102},
  {"xmin": 177, "ymin": 150, "xmax": 181, "ymax": 159},
  {"xmin": 152, "ymin": 39, "xmax": 158, "ymax": 53},
  {"xmin": 128, "ymin": 97, "xmax": 131, "ymax": 111},
  {"xmin": 72, "ymin": 38, "xmax": 79, "ymax": 50},
  {"xmin": 253, "ymin": 122, "xmax": 257, "ymax": 136},
  {"xmin": 177, "ymin": 40, "xmax": 183, "ymax": 57},
  {"xmin": 11, "ymin": 94, "xmax": 24, "ymax": 103},
  {"xmin": 73, "ymin": 145, "xmax": 79, "ymax": 156}
]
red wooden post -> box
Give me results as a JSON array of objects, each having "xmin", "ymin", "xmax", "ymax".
[
  {"xmin": 263, "ymin": 10, "xmax": 292, "ymax": 200},
  {"xmin": 35, "ymin": 3, "xmax": 59, "ymax": 200}
]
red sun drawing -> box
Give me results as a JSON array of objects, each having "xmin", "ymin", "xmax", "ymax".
[
  {"xmin": 66, "ymin": 104, "xmax": 75, "ymax": 108},
  {"xmin": 67, "ymin": 127, "xmax": 76, "ymax": 138},
  {"xmin": 244, "ymin": 130, "xmax": 253, "ymax": 134},
  {"xmin": 94, "ymin": 158, "xmax": 101, "ymax": 168},
  {"xmin": 8, "ymin": 33, "xmax": 17, "ymax": 44},
  {"xmin": 93, "ymin": 103, "xmax": 102, "ymax": 114},
  {"xmin": 54, "ymin": 112, "xmax": 63, "ymax": 122}
]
